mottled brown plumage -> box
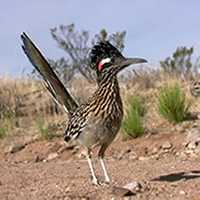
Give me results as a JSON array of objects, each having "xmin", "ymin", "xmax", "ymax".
[{"xmin": 21, "ymin": 33, "xmax": 147, "ymax": 185}]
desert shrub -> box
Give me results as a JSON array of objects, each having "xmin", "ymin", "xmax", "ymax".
[
  {"xmin": 160, "ymin": 46, "xmax": 197, "ymax": 79},
  {"xmin": 50, "ymin": 24, "xmax": 126, "ymax": 83},
  {"xmin": 121, "ymin": 95, "xmax": 145, "ymax": 138},
  {"xmin": 156, "ymin": 83, "xmax": 191, "ymax": 124},
  {"xmin": 35, "ymin": 118, "xmax": 56, "ymax": 140}
]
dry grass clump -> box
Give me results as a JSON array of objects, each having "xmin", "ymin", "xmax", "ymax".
[
  {"xmin": 0, "ymin": 75, "xmax": 66, "ymax": 144},
  {"xmin": 0, "ymin": 76, "xmax": 65, "ymax": 119}
]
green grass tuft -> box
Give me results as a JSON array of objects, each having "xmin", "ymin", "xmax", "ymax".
[
  {"xmin": 156, "ymin": 83, "xmax": 191, "ymax": 125},
  {"xmin": 121, "ymin": 95, "xmax": 145, "ymax": 139}
]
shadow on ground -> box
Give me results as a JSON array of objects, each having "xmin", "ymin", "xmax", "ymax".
[{"xmin": 151, "ymin": 170, "xmax": 200, "ymax": 182}]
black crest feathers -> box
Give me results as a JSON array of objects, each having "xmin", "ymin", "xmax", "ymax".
[{"xmin": 90, "ymin": 41, "xmax": 124, "ymax": 71}]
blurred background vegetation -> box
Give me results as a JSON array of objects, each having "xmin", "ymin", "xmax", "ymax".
[{"xmin": 1, "ymin": 23, "xmax": 200, "ymax": 143}]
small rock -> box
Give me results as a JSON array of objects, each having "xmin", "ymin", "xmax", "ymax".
[
  {"xmin": 118, "ymin": 147, "xmax": 131, "ymax": 160},
  {"xmin": 180, "ymin": 190, "xmax": 186, "ymax": 195},
  {"xmin": 152, "ymin": 146, "xmax": 161, "ymax": 154},
  {"xmin": 34, "ymin": 155, "xmax": 45, "ymax": 162},
  {"xmin": 138, "ymin": 156, "xmax": 149, "ymax": 161},
  {"xmin": 186, "ymin": 128, "xmax": 200, "ymax": 149},
  {"xmin": 80, "ymin": 197, "xmax": 89, "ymax": 200},
  {"xmin": 195, "ymin": 145, "xmax": 200, "ymax": 154},
  {"xmin": 128, "ymin": 152, "xmax": 137, "ymax": 160},
  {"xmin": 112, "ymin": 186, "xmax": 133, "ymax": 197},
  {"xmin": 173, "ymin": 124, "xmax": 183, "ymax": 132},
  {"xmin": 123, "ymin": 197, "xmax": 132, "ymax": 200},
  {"xmin": 187, "ymin": 142, "xmax": 196, "ymax": 149},
  {"xmin": 112, "ymin": 181, "xmax": 141, "ymax": 197},
  {"xmin": 47, "ymin": 153, "xmax": 59, "ymax": 161},
  {"xmin": 123, "ymin": 181, "xmax": 142, "ymax": 191},
  {"xmin": 122, "ymin": 147, "xmax": 131, "ymax": 154},
  {"xmin": 162, "ymin": 141, "xmax": 172, "ymax": 150},
  {"xmin": 9, "ymin": 144, "xmax": 25, "ymax": 154},
  {"xmin": 151, "ymin": 130, "xmax": 159, "ymax": 135}
]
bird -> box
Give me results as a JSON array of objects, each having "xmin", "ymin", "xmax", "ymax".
[{"xmin": 21, "ymin": 32, "xmax": 147, "ymax": 185}]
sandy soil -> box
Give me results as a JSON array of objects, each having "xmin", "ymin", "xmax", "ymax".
[{"xmin": 0, "ymin": 132, "xmax": 200, "ymax": 200}]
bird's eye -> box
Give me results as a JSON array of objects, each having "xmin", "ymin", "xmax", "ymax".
[{"xmin": 111, "ymin": 58, "xmax": 115, "ymax": 63}]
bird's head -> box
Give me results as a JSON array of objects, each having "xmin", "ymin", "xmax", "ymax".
[{"xmin": 90, "ymin": 41, "xmax": 147, "ymax": 81}]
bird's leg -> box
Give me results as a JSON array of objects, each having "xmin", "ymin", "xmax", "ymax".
[
  {"xmin": 99, "ymin": 157, "xmax": 110, "ymax": 183},
  {"xmin": 98, "ymin": 145, "xmax": 110, "ymax": 184},
  {"xmin": 86, "ymin": 151, "xmax": 101, "ymax": 186}
]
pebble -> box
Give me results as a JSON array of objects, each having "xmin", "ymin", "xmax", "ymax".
[
  {"xmin": 186, "ymin": 128, "xmax": 200, "ymax": 149},
  {"xmin": 117, "ymin": 147, "xmax": 132, "ymax": 160},
  {"xmin": 152, "ymin": 146, "xmax": 161, "ymax": 154},
  {"xmin": 122, "ymin": 147, "xmax": 131, "ymax": 154},
  {"xmin": 123, "ymin": 181, "xmax": 142, "ymax": 191},
  {"xmin": 112, "ymin": 186, "xmax": 131, "ymax": 197},
  {"xmin": 180, "ymin": 190, "xmax": 186, "ymax": 195},
  {"xmin": 162, "ymin": 141, "xmax": 172, "ymax": 150},
  {"xmin": 138, "ymin": 156, "xmax": 149, "ymax": 161},
  {"xmin": 80, "ymin": 197, "xmax": 89, "ymax": 200},
  {"xmin": 187, "ymin": 142, "xmax": 196, "ymax": 149},
  {"xmin": 47, "ymin": 153, "xmax": 59, "ymax": 161},
  {"xmin": 112, "ymin": 181, "xmax": 141, "ymax": 197}
]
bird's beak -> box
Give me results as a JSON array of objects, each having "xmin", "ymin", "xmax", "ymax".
[{"xmin": 116, "ymin": 57, "xmax": 147, "ymax": 73}]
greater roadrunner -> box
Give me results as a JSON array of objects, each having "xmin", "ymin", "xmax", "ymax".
[{"xmin": 21, "ymin": 32, "xmax": 147, "ymax": 185}]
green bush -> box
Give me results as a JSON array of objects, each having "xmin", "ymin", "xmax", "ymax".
[
  {"xmin": 157, "ymin": 83, "xmax": 191, "ymax": 124},
  {"xmin": 121, "ymin": 95, "xmax": 145, "ymax": 139}
]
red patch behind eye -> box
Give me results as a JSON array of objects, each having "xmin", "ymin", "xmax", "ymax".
[
  {"xmin": 98, "ymin": 60, "xmax": 103, "ymax": 71},
  {"xmin": 98, "ymin": 58, "xmax": 111, "ymax": 72}
]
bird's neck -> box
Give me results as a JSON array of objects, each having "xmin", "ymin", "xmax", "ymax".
[
  {"xmin": 97, "ymin": 74, "xmax": 120, "ymax": 95},
  {"xmin": 90, "ymin": 74, "xmax": 123, "ymax": 121}
]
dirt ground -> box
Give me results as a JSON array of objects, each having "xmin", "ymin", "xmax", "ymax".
[{"xmin": 0, "ymin": 132, "xmax": 200, "ymax": 200}]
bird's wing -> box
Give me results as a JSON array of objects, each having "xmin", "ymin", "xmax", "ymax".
[{"xmin": 21, "ymin": 32, "xmax": 78, "ymax": 116}]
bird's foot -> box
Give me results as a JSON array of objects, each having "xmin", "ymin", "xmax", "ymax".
[
  {"xmin": 102, "ymin": 179, "xmax": 110, "ymax": 185},
  {"xmin": 91, "ymin": 177, "xmax": 102, "ymax": 186},
  {"xmin": 91, "ymin": 178, "xmax": 111, "ymax": 186},
  {"xmin": 105, "ymin": 176, "xmax": 111, "ymax": 184}
]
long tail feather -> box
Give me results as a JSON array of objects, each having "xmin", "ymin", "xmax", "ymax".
[{"xmin": 21, "ymin": 32, "xmax": 78, "ymax": 116}]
